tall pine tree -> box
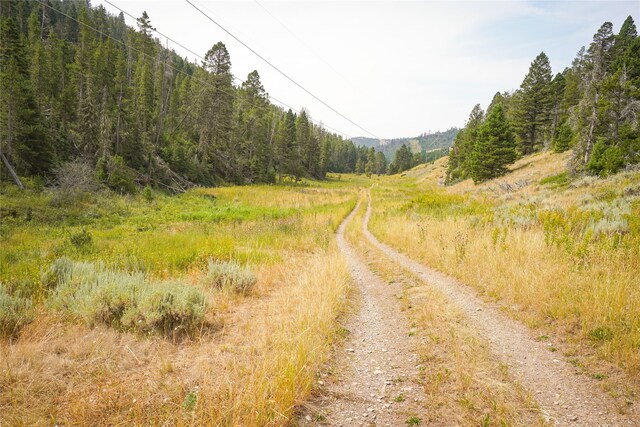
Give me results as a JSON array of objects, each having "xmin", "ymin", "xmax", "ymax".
[
  {"xmin": 512, "ymin": 52, "xmax": 553, "ymax": 154},
  {"xmin": 470, "ymin": 103, "xmax": 517, "ymax": 183}
]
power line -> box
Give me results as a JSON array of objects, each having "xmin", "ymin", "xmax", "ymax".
[
  {"xmin": 185, "ymin": 0, "xmax": 378, "ymax": 139},
  {"xmin": 102, "ymin": 0, "xmax": 242, "ymax": 83},
  {"xmin": 253, "ymin": 0, "xmax": 355, "ymax": 89},
  {"xmin": 100, "ymin": 0, "xmax": 350, "ymax": 138},
  {"xmin": 41, "ymin": 1, "xmax": 351, "ymax": 139},
  {"xmin": 104, "ymin": 0, "xmax": 200, "ymax": 64}
]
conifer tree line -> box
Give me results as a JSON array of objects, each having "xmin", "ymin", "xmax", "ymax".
[
  {"xmin": 0, "ymin": 1, "xmax": 380, "ymax": 191},
  {"xmin": 447, "ymin": 16, "xmax": 639, "ymax": 184}
]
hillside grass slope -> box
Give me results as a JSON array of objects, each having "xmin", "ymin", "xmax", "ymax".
[{"xmin": 369, "ymin": 151, "xmax": 640, "ymax": 404}]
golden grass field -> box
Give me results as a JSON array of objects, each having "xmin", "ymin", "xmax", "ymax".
[
  {"xmin": 1, "ymin": 178, "xmax": 367, "ymax": 425},
  {"xmin": 368, "ymin": 152, "xmax": 640, "ymax": 402},
  {"xmin": 2, "ymin": 150, "xmax": 639, "ymax": 424}
]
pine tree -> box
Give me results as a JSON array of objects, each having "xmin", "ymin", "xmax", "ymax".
[
  {"xmin": 0, "ymin": 17, "xmax": 52, "ymax": 175},
  {"xmin": 553, "ymin": 122, "xmax": 573, "ymax": 153},
  {"xmin": 318, "ymin": 132, "xmax": 329, "ymax": 178},
  {"xmin": 470, "ymin": 104, "xmax": 517, "ymax": 183},
  {"xmin": 198, "ymin": 41, "xmax": 235, "ymax": 181},
  {"xmin": 549, "ymin": 72, "xmax": 567, "ymax": 149},
  {"xmin": 392, "ymin": 144, "xmax": 413, "ymax": 173},
  {"xmin": 238, "ymin": 70, "xmax": 271, "ymax": 183},
  {"xmin": 446, "ymin": 104, "xmax": 484, "ymax": 183},
  {"xmin": 274, "ymin": 109, "xmax": 297, "ymax": 181},
  {"xmin": 295, "ymin": 109, "xmax": 311, "ymax": 175},
  {"xmin": 307, "ymin": 131, "xmax": 321, "ymax": 178},
  {"xmin": 374, "ymin": 151, "xmax": 386, "ymax": 175},
  {"xmin": 611, "ymin": 16, "xmax": 637, "ymax": 73},
  {"xmin": 487, "ymin": 92, "xmax": 506, "ymax": 115},
  {"xmin": 364, "ymin": 147, "xmax": 376, "ymax": 177},
  {"xmin": 512, "ymin": 52, "xmax": 553, "ymax": 154},
  {"xmin": 571, "ymin": 22, "xmax": 617, "ymax": 171}
]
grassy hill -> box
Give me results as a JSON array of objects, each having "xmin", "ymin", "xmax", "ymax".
[
  {"xmin": 368, "ymin": 150, "xmax": 640, "ymax": 401},
  {"xmin": 352, "ymin": 127, "xmax": 459, "ymax": 161}
]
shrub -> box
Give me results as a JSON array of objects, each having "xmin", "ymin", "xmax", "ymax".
[
  {"xmin": 54, "ymin": 158, "xmax": 101, "ymax": 194},
  {"xmin": 182, "ymin": 391, "xmax": 198, "ymax": 411},
  {"xmin": 587, "ymin": 140, "xmax": 624, "ymax": 177},
  {"xmin": 47, "ymin": 258, "xmax": 207, "ymax": 337},
  {"xmin": 591, "ymin": 217, "xmax": 629, "ymax": 236},
  {"xmin": 540, "ymin": 172, "xmax": 570, "ymax": 187},
  {"xmin": 68, "ymin": 228, "xmax": 93, "ymax": 250},
  {"xmin": 406, "ymin": 416, "xmax": 422, "ymax": 426},
  {"xmin": 103, "ymin": 155, "xmax": 137, "ymax": 194},
  {"xmin": 589, "ymin": 326, "xmax": 614, "ymax": 342},
  {"xmin": 205, "ymin": 259, "xmax": 257, "ymax": 294},
  {"xmin": 0, "ymin": 287, "xmax": 33, "ymax": 338},
  {"xmin": 553, "ymin": 122, "xmax": 573, "ymax": 153},
  {"xmin": 142, "ymin": 185, "xmax": 154, "ymax": 202},
  {"xmin": 128, "ymin": 282, "xmax": 206, "ymax": 335},
  {"xmin": 42, "ymin": 256, "xmax": 75, "ymax": 289}
]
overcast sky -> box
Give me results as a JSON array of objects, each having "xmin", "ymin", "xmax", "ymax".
[{"xmin": 95, "ymin": 0, "xmax": 636, "ymax": 139}]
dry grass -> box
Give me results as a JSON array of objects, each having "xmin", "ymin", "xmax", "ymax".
[
  {"xmin": 0, "ymin": 180, "xmax": 360, "ymax": 425},
  {"xmin": 0, "ymin": 251, "xmax": 350, "ymax": 426},
  {"xmin": 368, "ymin": 151, "xmax": 640, "ymax": 401},
  {"xmin": 343, "ymin": 197, "xmax": 546, "ymax": 426}
]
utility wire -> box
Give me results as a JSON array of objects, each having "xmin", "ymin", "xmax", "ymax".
[
  {"xmin": 104, "ymin": 0, "xmax": 201, "ymax": 65},
  {"xmin": 101, "ymin": 0, "xmax": 349, "ymax": 137},
  {"xmin": 185, "ymin": 0, "xmax": 378, "ymax": 139},
  {"xmin": 103, "ymin": 0, "xmax": 241, "ymax": 83},
  {"xmin": 40, "ymin": 1, "xmax": 351, "ymax": 138},
  {"xmin": 253, "ymin": 0, "xmax": 355, "ymax": 89}
]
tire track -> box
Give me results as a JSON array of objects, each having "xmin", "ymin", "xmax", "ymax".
[
  {"xmin": 299, "ymin": 199, "xmax": 425, "ymax": 426},
  {"xmin": 362, "ymin": 192, "xmax": 638, "ymax": 427}
]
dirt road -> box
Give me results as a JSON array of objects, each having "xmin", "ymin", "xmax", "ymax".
[
  {"xmin": 300, "ymin": 195, "xmax": 638, "ymax": 426},
  {"xmin": 299, "ymin": 200, "xmax": 425, "ymax": 426}
]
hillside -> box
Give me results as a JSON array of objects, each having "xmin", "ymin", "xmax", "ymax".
[
  {"xmin": 367, "ymin": 150, "xmax": 640, "ymax": 415},
  {"xmin": 0, "ymin": 1, "xmax": 365, "ymax": 189},
  {"xmin": 352, "ymin": 127, "xmax": 458, "ymax": 160}
]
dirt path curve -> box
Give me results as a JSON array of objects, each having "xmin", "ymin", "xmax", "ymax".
[
  {"xmin": 299, "ymin": 200, "xmax": 426, "ymax": 426},
  {"xmin": 362, "ymin": 193, "xmax": 638, "ymax": 427}
]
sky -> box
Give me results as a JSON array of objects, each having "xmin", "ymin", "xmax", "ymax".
[{"xmin": 94, "ymin": 0, "xmax": 637, "ymax": 140}]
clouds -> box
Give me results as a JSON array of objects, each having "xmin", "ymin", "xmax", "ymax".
[{"xmin": 96, "ymin": 0, "xmax": 636, "ymax": 138}]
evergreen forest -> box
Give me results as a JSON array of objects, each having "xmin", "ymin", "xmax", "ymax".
[
  {"xmin": 0, "ymin": 0, "xmax": 385, "ymax": 191},
  {"xmin": 447, "ymin": 16, "xmax": 639, "ymax": 184}
]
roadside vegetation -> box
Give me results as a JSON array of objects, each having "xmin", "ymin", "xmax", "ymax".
[
  {"xmin": 369, "ymin": 152, "xmax": 640, "ymax": 402},
  {"xmin": 0, "ymin": 177, "xmax": 365, "ymax": 425}
]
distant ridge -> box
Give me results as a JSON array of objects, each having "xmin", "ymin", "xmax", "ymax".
[{"xmin": 352, "ymin": 128, "xmax": 459, "ymax": 161}]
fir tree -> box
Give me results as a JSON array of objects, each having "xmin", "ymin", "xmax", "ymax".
[
  {"xmin": 374, "ymin": 151, "xmax": 386, "ymax": 175},
  {"xmin": 0, "ymin": 17, "xmax": 52, "ymax": 175},
  {"xmin": 470, "ymin": 104, "xmax": 517, "ymax": 183},
  {"xmin": 199, "ymin": 41, "xmax": 234, "ymax": 181},
  {"xmin": 392, "ymin": 144, "xmax": 413, "ymax": 173},
  {"xmin": 238, "ymin": 70, "xmax": 271, "ymax": 183},
  {"xmin": 274, "ymin": 109, "xmax": 298, "ymax": 181},
  {"xmin": 611, "ymin": 16, "xmax": 637, "ymax": 73},
  {"xmin": 446, "ymin": 104, "xmax": 484, "ymax": 183},
  {"xmin": 512, "ymin": 52, "xmax": 553, "ymax": 154}
]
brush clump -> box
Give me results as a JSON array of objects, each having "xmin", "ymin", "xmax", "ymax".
[
  {"xmin": 47, "ymin": 257, "xmax": 207, "ymax": 337},
  {"xmin": 205, "ymin": 258, "xmax": 257, "ymax": 294}
]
